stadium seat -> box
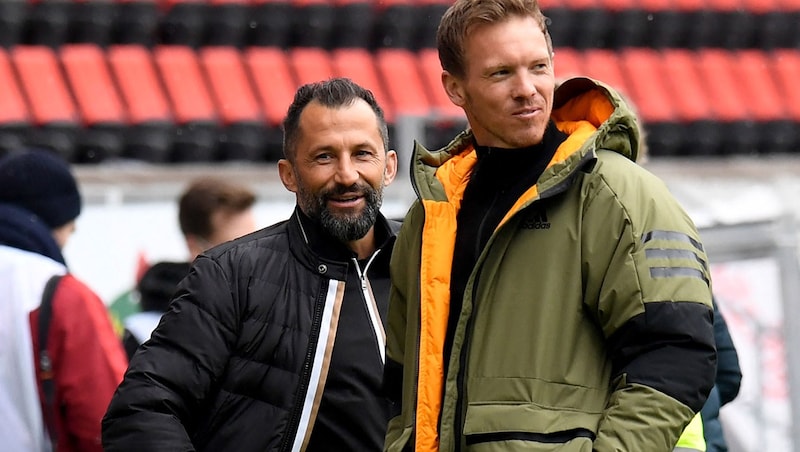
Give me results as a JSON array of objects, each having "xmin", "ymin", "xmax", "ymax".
[
  {"xmin": 70, "ymin": 0, "xmax": 118, "ymax": 46},
  {"xmin": 645, "ymin": 0, "xmax": 686, "ymax": 49},
  {"xmin": 24, "ymin": 0, "xmax": 71, "ymax": 48},
  {"xmin": 568, "ymin": 0, "xmax": 612, "ymax": 49},
  {"xmin": 160, "ymin": 0, "xmax": 208, "ymax": 47},
  {"xmin": 61, "ymin": 44, "xmax": 127, "ymax": 162},
  {"xmin": 542, "ymin": 3, "xmax": 576, "ymax": 48},
  {"xmin": 770, "ymin": 50, "xmax": 800, "ymax": 123},
  {"xmin": 660, "ymin": 49, "xmax": 723, "ymax": 155},
  {"xmin": 249, "ymin": 0, "xmax": 295, "ymax": 48},
  {"xmin": 291, "ymin": 0, "xmax": 335, "ymax": 48},
  {"xmin": 0, "ymin": 48, "xmax": 30, "ymax": 153},
  {"xmin": 605, "ymin": 0, "xmax": 650, "ymax": 48},
  {"xmin": 107, "ymin": 45, "xmax": 175, "ymax": 162},
  {"xmin": 204, "ymin": 0, "xmax": 250, "ymax": 47},
  {"xmin": 154, "ymin": 45, "xmax": 219, "ymax": 162},
  {"xmin": 695, "ymin": 49, "xmax": 760, "ymax": 155},
  {"xmin": 735, "ymin": 50, "xmax": 796, "ymax": 153},
  {"xmin": 581, "ymin": 50, "xmax": 629, "ymax": 97},
  {"xmin": 374, "ymin": 0, "xmax": 418, "ymax": 49},
  {"xmin": 417, "ymin": 48, "xmax": 466, "ymax": 151},
  {"xmin": 200, "ymin": 47, "xmax": 266, "ymax": 162},
  {"xmin": 417, "ymin": 48, "xmax": 464, "ymax": 121},
  {"xmin": 375, "ymin": 49, "xmax": 431, "ymax": 119},
  {"xmin": 332, "ymin": 0, "xmax": 375, "ymax": 49},
  {"xmin": 289, "ymin": 47, "xmax": 335, "ymax": 86},
  {"xmin": 554, "ymin": 47, "xmax": 585, "ymax": 80},
  {"xmin": 331, "ymin": 48, "xmax": 395, "ymax": 123},
  {"xmin": 619, "ymin": 48, "xmax": 683, "ymax": 156},
  {"xmin": 0, "ymin": 0, "xmax": 27, "ymax": 48},
  {"xmin": 676, "ymin": 0, "xmax": 722, "ymax": 49},
  {"xmin": 112, "ymin": 0, "xmax": 160, "ymax": 46},
  {"xmin": 705, "ymin": 0, "xmax": 757, "ymax": 49},
  {"xmin": 244, "ymin": 47, "xmax": 296, "ymax": 160},
  {"xmin": 11, "ymin": 46, "xmax": 79, "ymax": 161},
  {"xmin": 416, "ymin": 0, "xmax": 451, "ymax": 49}
]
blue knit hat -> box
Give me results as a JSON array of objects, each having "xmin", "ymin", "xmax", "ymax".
[{"xmin": 0, "ymin": 149, "xmax": 82, "ymax": 228}]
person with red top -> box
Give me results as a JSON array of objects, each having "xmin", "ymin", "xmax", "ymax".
[{"xmin": 0, "ymin": 148, "xmax": 128, "ymax": 452}]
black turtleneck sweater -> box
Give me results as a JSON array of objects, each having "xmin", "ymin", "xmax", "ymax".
[{"xmin": 444, "ymin": 121, "xmax": 568, "ymax": 365}]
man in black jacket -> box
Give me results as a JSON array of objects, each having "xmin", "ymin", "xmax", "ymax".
[{"xmin": 102, "ymin": 77, "xmax": 399, "ymax": 451}]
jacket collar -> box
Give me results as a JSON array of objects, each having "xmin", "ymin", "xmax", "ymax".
[{"xmin": 287, "ymin": 206, "xmax": 398, "ymax": 280}]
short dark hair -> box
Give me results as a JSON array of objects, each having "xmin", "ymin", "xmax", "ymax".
[
  {"xmin": 178, "ymin": 177, "xmax": 256, "ymax": 240},
  {"xmin": 282, "ymin": 77, "xmax": 389, "ymax": 161},
  {"xmin": 438, "ymin": 0, "xmax": 553, "ymax": 79}
]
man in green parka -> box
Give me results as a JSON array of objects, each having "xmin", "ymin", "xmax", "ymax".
[{"xmin": 383, "ymin": 1, "xmax": 717, "ymax": 451}]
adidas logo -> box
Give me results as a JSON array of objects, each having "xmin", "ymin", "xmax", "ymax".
[{"xmin": 521, "ymin": 209, "xmax": 550, "ymax": 230}]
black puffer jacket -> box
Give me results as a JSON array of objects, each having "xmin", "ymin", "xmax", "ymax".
[{"xmin": 102, "ymin": 208, "xmax": 400, "ymax": 451}]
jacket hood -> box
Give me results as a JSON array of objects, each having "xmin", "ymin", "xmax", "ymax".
[{"xmin": 410, "ymin": 77, "xmax": 641, "ymax": 202}]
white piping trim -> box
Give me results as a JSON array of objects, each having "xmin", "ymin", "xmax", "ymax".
[{"xmin": 290, "ymin": 279, "xmax": 340, "ymax": 452}]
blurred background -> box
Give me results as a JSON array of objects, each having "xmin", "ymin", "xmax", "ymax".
[{"xmin": 0, "ymin": 0, "xmax": 798, "ymax": 450}]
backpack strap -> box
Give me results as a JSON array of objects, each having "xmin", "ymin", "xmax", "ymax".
[{"xmin": 39, "ymin": 274, "xmax": 62, "ymax": 451}]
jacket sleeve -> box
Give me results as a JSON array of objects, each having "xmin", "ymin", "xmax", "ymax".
[
  {"xmin": 102, "ymin": 256, "xmax": 240, "ymax": 451},
  {"xmin": 585, "ymin": 157, "xmax": 717, "ymax": 451},
  {"xmin": 50, "ymin": 275, "xmax": 128, "ymax": 452}
]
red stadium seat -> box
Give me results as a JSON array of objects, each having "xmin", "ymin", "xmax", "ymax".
[
  {"xmin": 375, "ymin": 48, "xmax": 431, "ymax": 118},
  {"xmin": 61, "ymin": 44, "xmax": 126, "ymax": 126},
  {"xmin": 735, "ymin": 50, "xmax": 796, "ymax": 152},
  {"xmin": 619, "ymin": 48, "xmax": 675, "ymax": 124},
  {"xmin": 289, "ymin": 47, "xmax": 335, "ymax": 87},
  {"xmin": 153, "ymin": 45, "xmax": 219, "ymax": 162},
  {"xmin": 61, "ymin": 44, "xmax": 127, "ymax": 161},
  {"xmin": 107, "ymin": 44, "xmax": 175, "ymax": 162},
  {"xmin": 0, "ymin": 48, "xmax": 29, "ymax": 127},
  {"xmin": 695, "ymin": 49, "xmax": 760, "ymax": 154},
  {"xmin": 12, "ymin": 46, "xmax": 79, "ymax": 161},
  {"xmin": 554, "ymin": 47, "xmax": 585, "ymax": 81},
  {"xmin": 0, "ymin": 47, "xmax": 30, "ymax": 153},
  {"xmin": 331, "ymin": 48, "xmax": 396, "ymax": 123},
  {"xmin": 770, "ymin": 50, "xmax": 800, "ymax": 122},
  {"xmin": 417, "ymin": 48, "xmax": 464, "ymax": 121},
  {"xmin": 199, "ymin": 46, "xmax": 267, "ymax": 161},
  {"xmin": 581, "ymin": 50, "xmax": 629, "ymax": 98},
  {"xmin": 244, "ymin": 46, "xmax": 296, "ymax": 160}
]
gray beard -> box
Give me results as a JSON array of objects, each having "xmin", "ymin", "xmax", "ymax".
[{"xmin": 298, "ymin": 182, "xmax": 383, "ymax": 243}]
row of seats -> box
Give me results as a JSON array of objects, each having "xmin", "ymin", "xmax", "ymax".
[
  {"xmin": 2, "ymin": 44, "xmax": 798, "ymax": 162},
  {"xmin": 0, "ymin": 44, "xmax": 463, "ymax": 163},
  {"xmin": 559, "ymin": 47, "xmax": 800, "ymax": 155},
  {"xmin": 1, "ymin": 0, "xmax": 799, "ymax": 50},
  {"xmin": 0, "ymin": 0, "xmax": 449, "ymax": 50}
]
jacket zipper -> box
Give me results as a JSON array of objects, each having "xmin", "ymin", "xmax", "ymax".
[
  {"xmin": 278, "ymin": 279, "xmax": 329, "ymax": 452},
  {"xmin": 352, "ymin": 252, "xmax": 385, "ymax": 363}
]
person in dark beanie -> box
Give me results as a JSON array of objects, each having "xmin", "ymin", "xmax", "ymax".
[{"xmin": 0, "ymin": 149, "xmax": 128, "ymax": 452}]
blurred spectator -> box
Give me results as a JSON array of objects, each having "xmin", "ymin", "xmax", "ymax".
[
  {"xmin": 110, "ymin": 177, "xmax": 258, "ymax": 356},
  {"xmin": 120, "ymin": 261, "xmax": 190, "ymax": 360},
  {"xmin": 0, "ymin": 149, "xmax": 127, "ymax": 452}
]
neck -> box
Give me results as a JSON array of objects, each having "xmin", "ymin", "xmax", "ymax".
[{"xmin": 346, "ymin": 228, "xmax": 376, "ymax": 260}]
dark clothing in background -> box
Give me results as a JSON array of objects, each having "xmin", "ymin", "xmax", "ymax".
[{"xmin": 702, "ymin": 298, "xmax": 743, "ymax": 452}]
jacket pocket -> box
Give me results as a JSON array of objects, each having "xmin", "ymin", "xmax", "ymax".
[{"xmin": 463, "ymin": 403, "xmax": 597, "ymax": 452}]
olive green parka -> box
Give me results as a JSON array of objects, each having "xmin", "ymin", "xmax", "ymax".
[{"xmin": 384, "ymin": 77, "xmax": 717, "ymax": 452}]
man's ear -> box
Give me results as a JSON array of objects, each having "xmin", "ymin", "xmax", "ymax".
[
  {"xmin": 442, "ymin": 70, "xmax": 466, "ymax": 107},
  {"xmin": 278, "ymin": 159, "xmax": 297, "ymax": 193},
  {"xmin": 384, "ymin": 149, "xmax": 398, "ymax": 186}
]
